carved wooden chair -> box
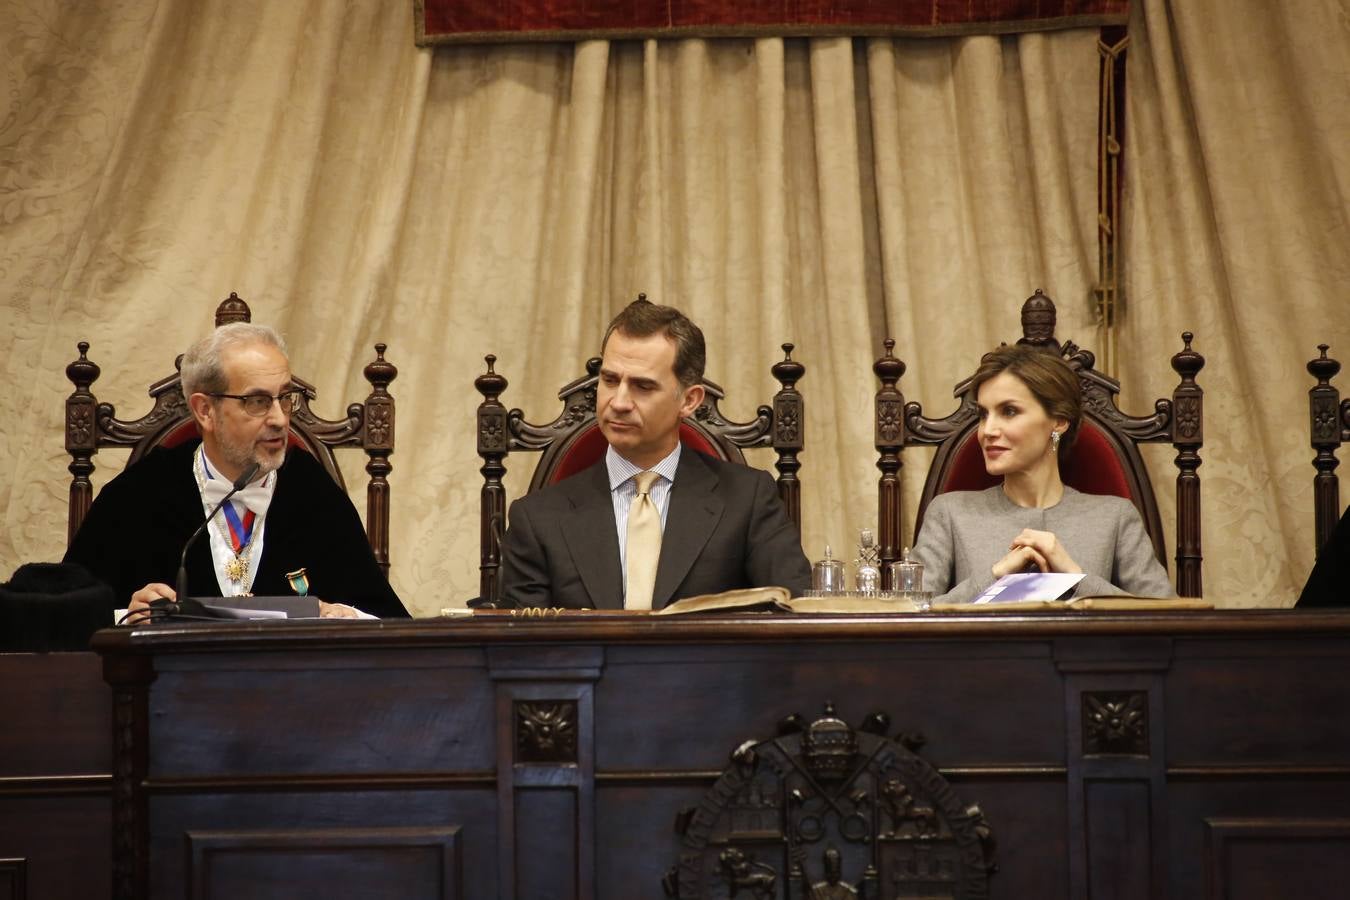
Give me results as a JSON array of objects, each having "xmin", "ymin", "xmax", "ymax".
[
  {"xmin": 1308, "ymin": 344, "xmax": 1350, "ymax": 555},
  {"xmin": 64, "ymin": 292, "xmax": 397, "ymax": 576},
  {"xmin": 474, "ymin": 321, "xmax": 805, "ymax": 603},
  {"xmin": 873, "ymin": 289, "xmax": 1205, "ymax": 596}
]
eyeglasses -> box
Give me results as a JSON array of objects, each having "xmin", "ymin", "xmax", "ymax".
[{"xmin": 207, "ymin": 389, "xmax": 304, "ymax": 417}]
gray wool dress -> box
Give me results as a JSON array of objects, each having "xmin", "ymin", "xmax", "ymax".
[{"xmin": 911, "ymin": 485, "xmax": 1175, "ymax": 604}]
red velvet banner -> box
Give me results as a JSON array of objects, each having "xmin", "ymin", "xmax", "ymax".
[{"xmin": 415, "ymin": 1, "xmax": 1130, "ymax": 45}]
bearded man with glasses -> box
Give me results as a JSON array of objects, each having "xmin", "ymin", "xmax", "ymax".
[{"xmin": 65, "ymin": 323, "xmax": 407, "ymax": 620}]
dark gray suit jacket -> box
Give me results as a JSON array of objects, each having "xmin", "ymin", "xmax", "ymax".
[
  {"xmin": 1299, "ymin": 503, "xmax": 1349, "ymax": 607},
  {"xmin": 499, "ymin": 449, "xmax": 810, "ymax": 609}
]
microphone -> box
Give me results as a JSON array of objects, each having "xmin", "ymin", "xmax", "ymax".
[{"xmin": 174, "ymin": 461, "xmax": 262, "ymax": 604}]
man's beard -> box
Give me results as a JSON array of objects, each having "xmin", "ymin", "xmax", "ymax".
[{"xmin": 217, "ymin": 429, "xmax": 286, "ymax": 478}]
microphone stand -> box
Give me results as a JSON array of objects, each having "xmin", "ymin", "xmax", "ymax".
[{"xmin": 172, "ymin": 460, "xmax": 262, "ymax": 607}]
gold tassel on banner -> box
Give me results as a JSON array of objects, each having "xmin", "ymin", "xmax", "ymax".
[{"xmin": 1095, "ymin": 29, "xmax": 1129, "ymax": 378}]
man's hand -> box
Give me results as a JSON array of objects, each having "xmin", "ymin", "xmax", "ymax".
[
  {"xmin": 126, "ymin": 583, "xmax": 176, "ymax": 624},
  {"xmin": 318, "ymin": 601, "xmax": 359, "ymax": 618}
]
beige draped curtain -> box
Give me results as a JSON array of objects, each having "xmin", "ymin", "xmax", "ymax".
[{"xmin": 2, "ymin": 0, "xmax": 1346, "ymax": 614}]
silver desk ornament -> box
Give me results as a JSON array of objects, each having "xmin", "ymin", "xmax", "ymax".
[
  {"xmin": 812, "ymin": 545, "xmax": 846, "ymax": 594},
  {"xmin": 854, "ymin": 528, "xmax": 881, "ymax": 594}
]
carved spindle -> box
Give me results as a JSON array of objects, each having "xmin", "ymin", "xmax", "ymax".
[
  {"xmin": 1308, "ymin": 344, "xmax": 1343, "ymax": 555},
  {"xmin": 104, "ymin": 654, "xmax": 155, "ymax": 900},
  {"xmin": 213, "ymin": 291, "xmax": 252, "ymax": 326},
  {"xmin": 1169, "ymin": 332, "xmax": 1205, "ymax": 596},
  {"xmin": 874, "ymin": 339, "xmax": 907, "ymax": 586},
  {"xmin": 66, "ymin": 342, "xmax": 102, "ymax": 545},
  {"xmin": 476, "ymin": 355, "xmax": 510, "ymax": 602},
  {"xmin": 362, "ymin": 343, "xmax": 397, "ymax": 578},
  {"xmin": 1017, "ymin": 289, "xmax": 1061, "ymax": 353},
  {"xmin": 770, "ymin": 342, "xmax": 805, "ymax": 528}
]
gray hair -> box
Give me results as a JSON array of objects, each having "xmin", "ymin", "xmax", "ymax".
[{"xmin": 180, "ymin": 323, "xmax": 288, "ymax": 396}]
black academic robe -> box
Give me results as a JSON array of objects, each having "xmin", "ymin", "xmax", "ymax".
[
  {"xmin": 1298, "ymin": 504, "xmax": 1350, "ymax": 607},
  {"xmin": 65, "ymin": 440, "xmax": 407, "ymax": 617}
]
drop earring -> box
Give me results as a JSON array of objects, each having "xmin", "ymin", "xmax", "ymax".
[{"xmin": 1051, "ymin": 430, "xmax": 1061, "ymax": 452}]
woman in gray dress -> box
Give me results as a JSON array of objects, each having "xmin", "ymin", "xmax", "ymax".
[{"xmin": 912, "ymin": 346, "xmax": 1174, "ymax": 603}]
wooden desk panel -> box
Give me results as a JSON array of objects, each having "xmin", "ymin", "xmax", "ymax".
[
  {"xmin": 89, "ymin": 611, "xmax": 1350, "ymax": 900},
  {"xmin": 0, "ymin": 652, "xmax": 111, "ymax": 900},
  {"xmin": 595, "ymin": 641, "xmax": 1066, "ymax": 768},
  {"xmin": 147, "ymin": 648, "xmax": 494, "ymax": 776}
]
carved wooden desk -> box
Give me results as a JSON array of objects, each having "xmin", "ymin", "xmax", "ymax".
[
  {"xmin": 92, "ymin": 611, "xmax": 1350, "ymax": 900},
  {"xmin": 0, "ymin": 652, "xmax": 111, "ymax": 900}
]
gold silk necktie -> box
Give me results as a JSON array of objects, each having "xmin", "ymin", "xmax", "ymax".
[{"xmin": 624, "ymin": 470, "xmax": 663, "ymax": 610}]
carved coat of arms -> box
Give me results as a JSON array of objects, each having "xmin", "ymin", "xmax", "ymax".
[{"xmin": 665, "ymin": 704, "xmax": 996, "ymax": 900}]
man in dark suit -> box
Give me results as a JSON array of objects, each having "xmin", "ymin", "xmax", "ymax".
[
  {"xmin": 65, "ymin": 323, "xmax": 406, "ymax": 620},
  {"xmin": 498, "ymin": 298, "xmax": 810, "ymax": 609},
  {"xmin": 1298, "ymin": 504, "xmax": 1348, "ymax": 606}
]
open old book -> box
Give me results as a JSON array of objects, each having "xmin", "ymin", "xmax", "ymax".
[
  {"xmin": 652, "ymin": 586, "xmax": 794, "ymax": 615},
  {"xmin": 652, "ymin": 586, "xmax": 1210, "ymax": 615}
]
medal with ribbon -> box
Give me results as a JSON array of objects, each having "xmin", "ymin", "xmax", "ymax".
[
  {"xmin": 220, "ymin": 502, "xmax": 257, "ymax": 583},
  {"xmin": 285, "ymin": 568, "xmax": 310, "ymax": 596},
  {"xmin": 194, "ymin": 447, "xmax": 265, "ymax": 590}
]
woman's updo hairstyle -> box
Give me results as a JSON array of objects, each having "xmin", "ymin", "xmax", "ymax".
[{"xmin": 969, "ymin": 344, "xmax": 1083, "ymax": 457}]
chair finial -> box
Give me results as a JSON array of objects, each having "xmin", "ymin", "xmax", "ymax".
[
  {"xmin": 772, "ymin": 343, "xmax": 804, "ymax": 390},
  {"xmin": 1308, "ymin": 344, "xmax": 1340, "ymax": 384},
  {"xmin": 1018, "ymin": 289, "xmax": 1060, "ymax": 351},
  {"xmin": 66, "ymin": 342, "xmax": 100, "ymax": 389},
  {"xmin": 214, "ymin": 292, "xmax": 251, "ymax": 326},
  {"xmin": 364, "ymin": 343, "xmax": 397, "ymax": 391},
  {"xmin": 873, "ymin": 339, "xmax": 906, "ymax": 384},
  {"xmin": 1171, "ymin": 332, "xmax": 1204, "ymax": 380},
  {"xmin": 475, "ymin": 354, "xmax": 508, "ymax": 400}
]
